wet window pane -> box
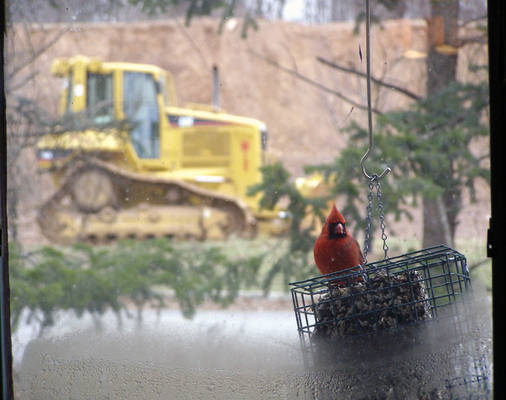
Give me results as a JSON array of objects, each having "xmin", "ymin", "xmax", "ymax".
[{"xmin": 6, "ymin": 0, "xmax": 492, "ymax": 398}]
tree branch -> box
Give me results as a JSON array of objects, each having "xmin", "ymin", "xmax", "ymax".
[
  {"xmin": 459, "ymin": 15, "xmax": 487, "ymax": 28},
  {"xmin": 317, "ymin": 56, "xmax": 422, "ymax": 101},
  {"xmin": 458, "ymin": 35, "xmax": 488, "ymax": 47},
  {"xmin": 6, "ymin": 24, "xmax": 69, "ymax": 88},
  {"xmin": 248, "ymin": 49, "xmax": 382, "ymax": 115},
  {"xmin": 175, "ymin": 18, "xmax": 209, "ymax": 69},
  {"xmin": 7, "ymin": 70, "xmax": 39, "ymax": 93}
]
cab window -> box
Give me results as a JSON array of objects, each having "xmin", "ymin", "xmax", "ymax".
[
  {"xmin": 87, "ymin": 72, "xmax": 113, "ymax": 124},
  {"xmin": 123, "ymin": 71, "xmax": 160, "ymax": 159}
]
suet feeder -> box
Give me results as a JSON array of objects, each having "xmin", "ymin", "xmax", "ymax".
[{"xmin": 290, "ymin": 245, "xmax": 471, "ymax": 347}]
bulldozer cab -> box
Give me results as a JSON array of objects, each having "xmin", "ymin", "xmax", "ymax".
[
  {"xmin": 45, "ymin": 55, "xmax": 272, "ymax": 190},
  {"xmin": 54, "ymin": 56, "xmax": 169, "ymax": 163}
]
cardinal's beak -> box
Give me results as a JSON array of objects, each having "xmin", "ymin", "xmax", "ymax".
[{"xmin": 336, "ymin": 222, "xmax": 345, "ymax": 235}]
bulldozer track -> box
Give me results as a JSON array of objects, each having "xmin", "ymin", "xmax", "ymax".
[{"xmin": 37, "ymin": 158, "xmax": 256, "ymax": 244}]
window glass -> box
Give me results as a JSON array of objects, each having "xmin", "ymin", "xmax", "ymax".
[
  {"xmin": 65, "ymin": 72, "xmax": 73, "ymax": 115},
  {"xmin": 86, "ymin": 72, "xmax": 113, "ymax": 124},
  {"xmin": 123, "ymin": 71, "xmax": 160, "ymax": 158},
  {"xmin": 158, "ymin": 74, "xmax": 169, "ymax": 105},
  {"xmin": 6, "ymin": 0, "xmax": 492, "ymax": 398}
]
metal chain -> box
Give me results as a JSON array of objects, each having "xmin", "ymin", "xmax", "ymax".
[
  {"xmin": 361, "ymin": 175, "xmax": 390, "ymax": 269},
  {"xmin": 361, "ymin": 176, "xmax": 375, "ymax": 267},
  {"xmin": 375, "ymin": 179, "xmax": 389, "ymax": 259}
]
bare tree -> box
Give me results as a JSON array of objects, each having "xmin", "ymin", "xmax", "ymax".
[{"xmin": 5, "ymin": 1, "xmax": 74, "ymax": 241}]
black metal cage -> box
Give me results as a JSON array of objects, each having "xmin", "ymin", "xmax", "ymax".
[{"xmin": 290, "ymin": 245, "xmax": 471, "ymax": 344}]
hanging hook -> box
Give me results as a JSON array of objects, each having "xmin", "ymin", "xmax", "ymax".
[{"xmin": 360, "ymin": 0, "xmax": 391, "ymax": 181}]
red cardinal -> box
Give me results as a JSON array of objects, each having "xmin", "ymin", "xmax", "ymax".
[{"xmin": 314, "ymin": 204, "xmax": 364, "ymax": 277}]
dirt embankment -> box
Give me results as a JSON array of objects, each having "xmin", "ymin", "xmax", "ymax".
[{"xmin": 12, "ymin": 18, "xmax": 490, "ymax": 244}]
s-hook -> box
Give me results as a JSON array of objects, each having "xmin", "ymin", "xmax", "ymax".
[{"xmin": 360, "ymin": 0, "xmax": 391, "ymax": 181}]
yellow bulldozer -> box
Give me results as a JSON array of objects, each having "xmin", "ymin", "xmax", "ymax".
[{"xmin": 36, "ymin": 56, "xmax": 323, "ymax": 243}]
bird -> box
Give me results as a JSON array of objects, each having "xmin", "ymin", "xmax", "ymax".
[{"xmin": 314, "ymin": 204, "xmax": 364, "ymax": 279}]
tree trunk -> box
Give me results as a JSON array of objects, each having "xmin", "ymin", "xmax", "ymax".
[
  {"xmin": 277, "ymin": 0, "xmax": 286, "ymax": 20},
  {"xmin": 255, "ymin": 0, "xmax": 263, "ymax": 17},
  {"xmin": 330, "ymin": 0, "xmax": 340, "ymax": 21},
  {"xmin": 422, "ymin": 0, "xmax": 459, "ymax": 248},
  {"xmin": 422, "ymin": 196, "xmax": 453, "ymax": 247}
]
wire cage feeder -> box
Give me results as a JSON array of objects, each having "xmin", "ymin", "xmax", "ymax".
[{"xmin": 289, "ymin": 245, "xmax": 471, "ymax": 350}]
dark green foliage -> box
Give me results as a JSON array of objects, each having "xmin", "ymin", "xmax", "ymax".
[
  {"xmin": 127, "ymin": 0, "xmax": 258, "ymax": 37},
  {"xmin": 127, "ymin": 0, "xmax": 183, "ymax": 14},
  {"xmin": 10, "ymin": 238, "xmax": 262, "ymax": 334},
  {"xmin": 128, "ymin": 0, "xmax": 225, "ymax": 17},
  {"xmin": 239, "ymin": 13, "xmax": 259, "ymax": 39},
  {"xmin": 307, "ymin": 77, "xmax": 490, "ymax": 238}
]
